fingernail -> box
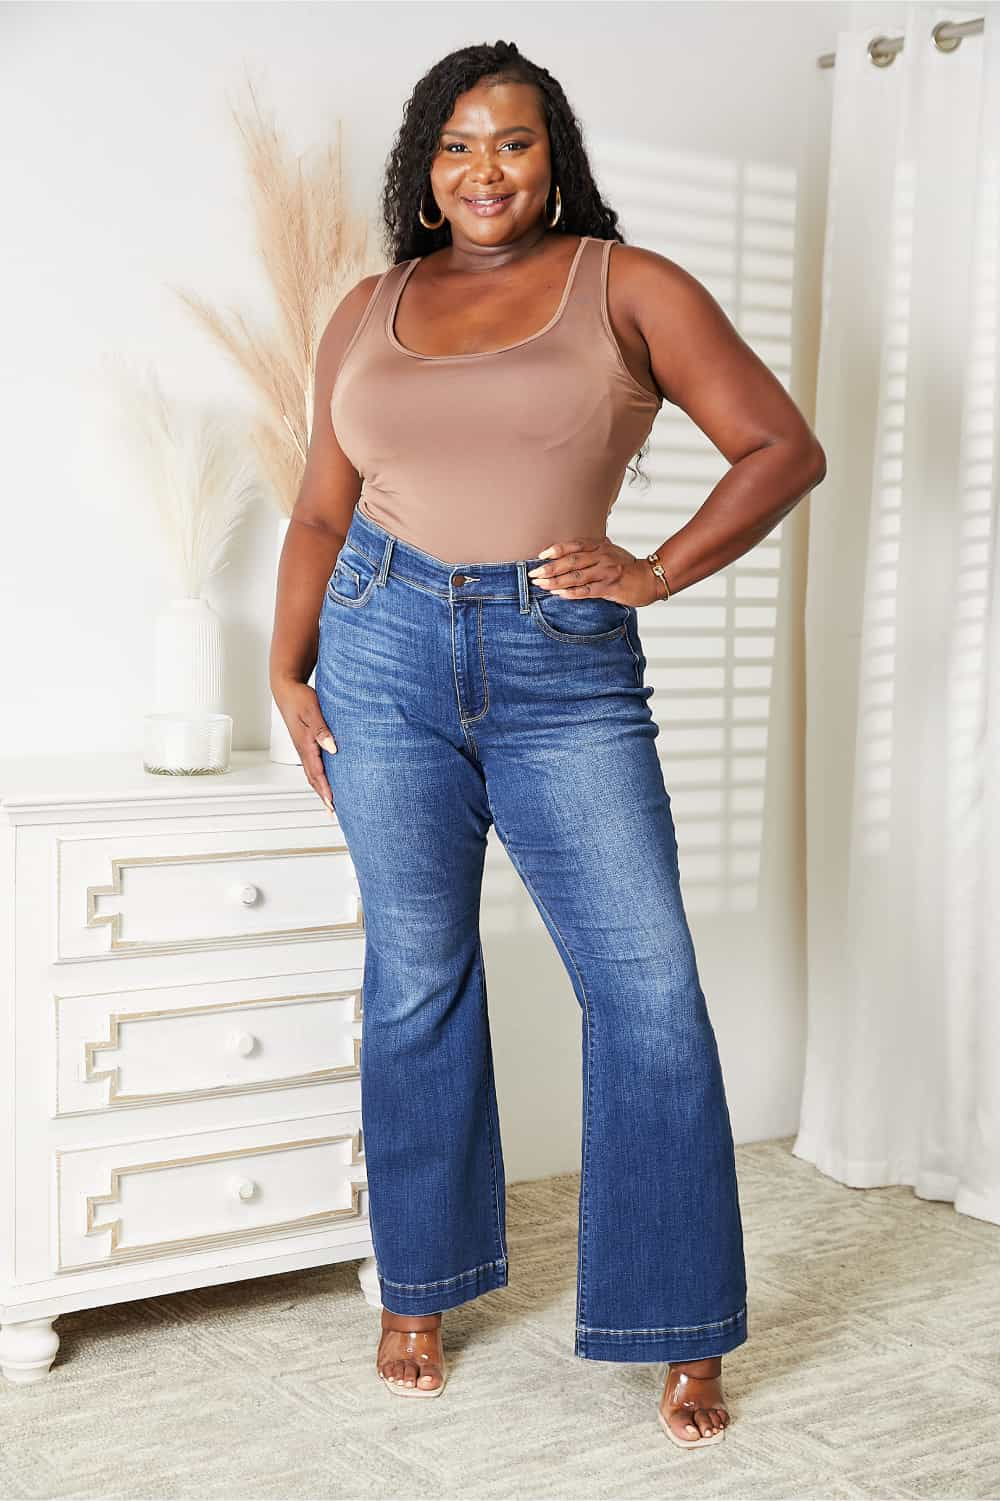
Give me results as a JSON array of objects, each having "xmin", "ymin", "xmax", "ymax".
[
  {"xmin": 319, "ymin": 734, "xmax": 337, "ymax": 752},
  {"xmin": 538, "ymin": 547, "xmax": 556, "ymax": 558}
]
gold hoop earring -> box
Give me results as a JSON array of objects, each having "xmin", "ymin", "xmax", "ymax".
[
  {"xmin": 418, "ymin": 186, "xmax": 445, "ymax": 230},
  {"xmin": 546, "ymin": 184, "xmax": 562, "ymax": 228}
]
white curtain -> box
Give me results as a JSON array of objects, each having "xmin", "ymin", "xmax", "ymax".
[{"xmin": 793, "ymin": 4, "xmax": 1000, "ymax": 1226}]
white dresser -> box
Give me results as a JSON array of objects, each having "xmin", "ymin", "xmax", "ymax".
[{"xmin": 0, "ymin": 750, "xmax": 378, "ymax": 1384}]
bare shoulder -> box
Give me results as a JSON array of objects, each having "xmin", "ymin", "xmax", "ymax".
[
  {"xmin": 314, "ymin": 269, "xmax": 391, "ymax": 392},
  {"xmin": 607, "ymin": 241, "xmax": 821, "ymax": 457},
  {"xmin": 606, "ymin": 241, "xmax": 720, "ymax": 321},
  {"xmin": 319, "ymin": 271, "xmax": 386, "ymax": 353},
  {"xmin": 339, "ymin": 269, "xmax": 388, "ymax": 310},
  {"xmin": 607, "ymin": 241, "xmax": 763, "ymax": 409}
]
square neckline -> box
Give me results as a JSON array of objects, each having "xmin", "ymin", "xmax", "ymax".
[{"xmin": 385, "ymin": 235, "xmax": 590, "ymax": 362}]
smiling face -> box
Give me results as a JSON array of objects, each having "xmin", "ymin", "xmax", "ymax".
[{"xmin": 428, "ymin": 79, "xmax": 553, "ymax": 247}]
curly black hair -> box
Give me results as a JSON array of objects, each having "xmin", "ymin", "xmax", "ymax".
[{"xmin": 378, "ymin": 39, "xmax": 651, "ymax": 487}]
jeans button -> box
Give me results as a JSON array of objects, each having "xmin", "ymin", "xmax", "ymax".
[{"xmin": 453, "ymin": 574, "xmax": 467, "ymax": 587}]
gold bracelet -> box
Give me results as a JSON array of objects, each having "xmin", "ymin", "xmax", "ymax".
[{"xmin": 646, "ymin": 550, "xmax": 671, "ymax": 601}]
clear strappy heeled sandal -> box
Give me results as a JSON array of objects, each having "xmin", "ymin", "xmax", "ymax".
[
  {"xmin": 375, "ymin": 1320, "xmax": 448, "ymax": 1399},
  {"xmin": 657, "ymin": 1362, "xmax": 729, "ymax": 1448}
]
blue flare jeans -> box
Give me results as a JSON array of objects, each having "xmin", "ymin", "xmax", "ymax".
[{"xmin": 315, "ymin": 502, "xmax": 748, "ymax": 1363}]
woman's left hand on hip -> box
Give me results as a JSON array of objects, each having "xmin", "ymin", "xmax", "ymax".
[{"xmin": 527, "ymin": 537, "xmax": 662, "ymax": 607}]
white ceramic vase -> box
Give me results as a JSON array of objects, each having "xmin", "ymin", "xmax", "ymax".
[{"xmin": 153, "ymin": 596, "xmax": 224, "ymax": 715}]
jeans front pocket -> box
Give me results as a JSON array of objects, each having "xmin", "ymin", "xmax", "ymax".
[
  {"xmin": 326, "ymin": 543, "xmax": 380, "ymax": 611},
  {"xmin": 529, "ymin": 590, "xmax": 630, "ymax": 644}
]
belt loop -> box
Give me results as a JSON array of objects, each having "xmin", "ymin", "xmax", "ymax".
[
  {"xmin": 517, "ymin": 561, "xmax": 530, "ymax": 614},
  {"xmin": 378, "ymin": 535, "xmax": 394, "ymax": 586}
]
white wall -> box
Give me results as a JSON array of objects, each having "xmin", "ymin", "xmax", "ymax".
[{"xmin": 2, "ymin": 0, "xmax": 846, "ymax": 1179}]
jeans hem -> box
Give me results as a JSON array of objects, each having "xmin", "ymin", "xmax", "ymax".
[
  {"xmin": 574, "ymin": 1301, "xmax": 748, "ymax": 1363},
  {"xmin": 378, "ymin": 1257, "xmax": 509, "ymax": 1315}
]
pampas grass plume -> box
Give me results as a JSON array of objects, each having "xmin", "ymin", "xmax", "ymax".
[
  {"xmin": 169, "ymin": 73, "xmax": 382, "ymax": 516},
  {"xmin": 105, "ymin": 354, "xmax": 260, "ymax": 599}
]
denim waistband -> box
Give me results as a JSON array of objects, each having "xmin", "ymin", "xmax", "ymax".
[{"xmin": 344, "ymin": 503, "xmax": 550, "ymax": 607}]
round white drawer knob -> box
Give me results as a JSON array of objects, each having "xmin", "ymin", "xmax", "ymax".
[
  {"xmin": 230, "ymin": 1178, "xmax": 258, "ymax": 1202},
  {"xmin": 227, "ymin": 1031, "xmax": 257, "ymax": 1058},
  {"xmin": 237, "ymin": 884, "xmax": 261, "ymax": 906}
]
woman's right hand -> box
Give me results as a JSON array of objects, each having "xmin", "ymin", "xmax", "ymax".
[{"xmin": 273, "ymin": 678, "xmax": 338, "ymax": 815}]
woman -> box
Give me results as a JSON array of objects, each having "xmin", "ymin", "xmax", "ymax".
[{"xmin": 271, "ymin": 40, "xmax": 825, "ymax": 1449}]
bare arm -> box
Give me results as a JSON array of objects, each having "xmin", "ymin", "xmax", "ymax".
[
  {"xmin": 529, "ymin": 246, "xmax": 826, "ymax": 604},
  {"xmin": 269, "ymin": 273, "xmax": 381, "ymax": 685},
  {"xmin": 268, "ymin": 271, "xmax": 383, "ymax": 811},
  {"xmin": 627, "ymin": 246, "xmax": 826, "ymax": 595}
]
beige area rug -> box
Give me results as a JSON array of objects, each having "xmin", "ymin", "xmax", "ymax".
[{"xmin": 2, "ymin": 1136, "xmax": 999, "ymax": 1500}]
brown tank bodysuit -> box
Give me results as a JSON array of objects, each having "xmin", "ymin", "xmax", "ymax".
[{"xmin": 329, "ymin": 234, "xmax": 662, "ymax": 564}]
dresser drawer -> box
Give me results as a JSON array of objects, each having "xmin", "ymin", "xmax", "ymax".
[
  {"xmin": 55, "ymin": 826, "xmax": 363, "ymax": 961},
  {"xmin": 54, "ymin": 1111, "xmax": 368, "ymax": 1272},
  {"xmin": 54, "ymin": 970, "xmax": 364, "ymax": 1116}
]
